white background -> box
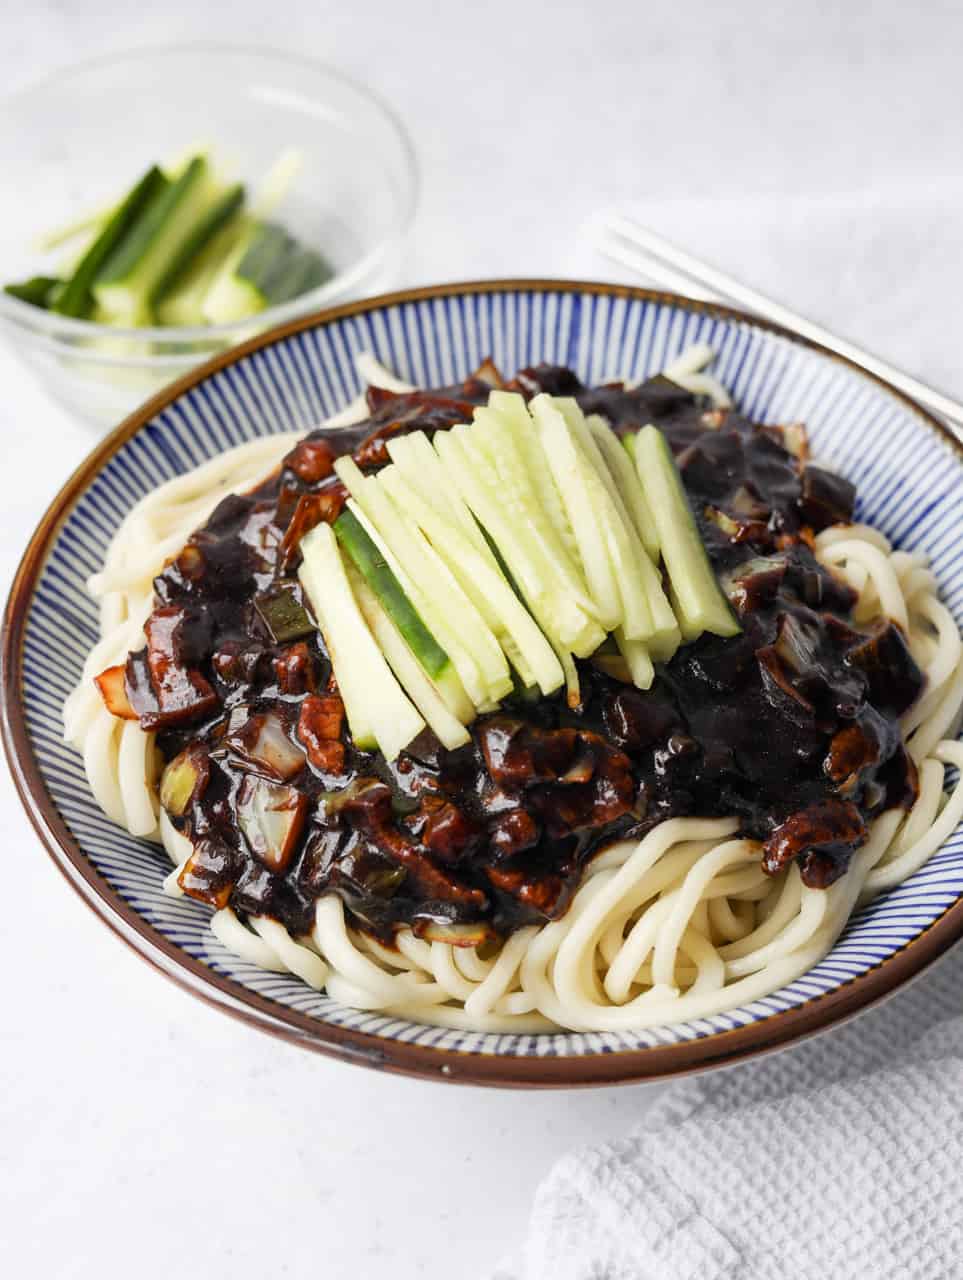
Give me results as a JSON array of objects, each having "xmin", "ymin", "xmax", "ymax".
[{"xmin": 3, "ymin": 3, "xmax": 962, "ymax": 1276}]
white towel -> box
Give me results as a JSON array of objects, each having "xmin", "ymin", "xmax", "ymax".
[{"xmin": 493, "ymin": 944, "xmax": 963, "ymax": 1279}]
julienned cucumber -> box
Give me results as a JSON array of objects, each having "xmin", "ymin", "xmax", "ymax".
[
  {"xmin": 634, "ymin": 424, "xmax": 740, "ymax": 640},
  {"xmin": 264, "ymin": 246, "xmax": 331, "ymax": 303},
  {"xmin": 4, "ymin": 276, "xmax": 62, "ymax": 307},
  {"xmin": 347, "ymin": 565, "xmax": 471, "ymax": 752},
  {"xmin": 551, "ymin": 396, "xmax": 654, "ymax": 644},
  {"xmin": 335, "ymin": 454, "xmax": 512, "ymax": 712},
  {"xmin": 298, "ymin": 521, "xmax": 425, "ymax": 760},
  {"xmin": 94, "ymin": 157, "xmax": 220, "ymax": 324},
  {"xmin": 585, "ymin": 413, "xmax": 660, "ymax": 562},
  {"xmin": 151, "ymin": 182, "xmax": 245, "ymax": 307},
  {"xmin": 334, "ymin": 507, "xmax": 450, "ymax": 680},
  {"xmin": 528, "ymin": 396, "xmax": 622, "ymax": 633},
  {"xmin": 291, "ymin": 398, "xmax": 741, "ymax": 736},
  {"xmin": 7, "ymin": 147, "xmax": 331, "ymax": 329},
  {"xmin": 229, "ymin": 221, "xmax": 293, "ymax": 316},
  {"xmin": 376, "ymin": 466, "xmax": 564, "ymax": 698},
  {"xmin": 155, "ymin": 219, "xmax": 241, "ymax": 327},
  {"xmin": 52, "ymin": 166, "xmax": 167, "ymax": 318},
  {"xmin": 202, "ymin": 220, "xmax": 332, "ymax": 323}
]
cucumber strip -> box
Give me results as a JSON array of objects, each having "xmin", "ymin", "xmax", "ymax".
[
  {"xmin": 487, "ymin": 391, "xmax": 584, "ymax": 569},
  {"xmin": 468, "ymin": 428, "xmax": 605, "ymax": 659},
  {"xmin": 385, "ymin": 432, "xmax": 495, "ymax": 564},
  {"xmin": 4, "ymin": 276, "xmax": 61, "ymax": 308},
  {"xmin": 250, "ymin": 147, "xmax": 303, "ymax": 220},
  {"xmin": 342, "ymin": 499, "xmax": 476, "ymax": 724},
  {"xmin": 437, "ymin": 425, "xmax": 604, "ymax": 656},
  {"xmin": 636, "ymin": 548, "xmax": 682, "ymax": 662},
  {"xmin": 298, "ymin": 523, "xmax": 425, "ymax": 758},
  {"xmin": 553, "ymin": 398, "xmax": 655, "ymax": 642},
  {"xmin": 634, "ymin": 425, "xmax": 740, "ymax": 640},
  {"xmin": 471, "ymin": 403, "xmax": 596, "ymax": 615},
  {"xmin": 202, "ymin": 219, "xmax": 329, "ymax": 322},
  {"xmin": 581, "ymin": 458, "xmax": 653, "ymax": 640},
  {"xmin": 528, "ymin": 395, "xmax": 622, "ymax": 632},
  {"xmin": 298, "ymin": 525, "xmax": 374, "ymax": 748},
  {"xmin": 347, "ymin": 566, "xmax": 471, "ymax": 751},
  {"xmin": 378, "ymin": 466, "xmax": 563, "ymax": 696},
  {"xmin": 378, "ymin": 454, "xmax": 533, "ymax": 685},
  {"xmin": 590, "ymin": 472, "xmax": 677, "ymax": 651},
  {"xmin": 614, "ymin": 627, "xmax": 655, "ymax": 690},
  {"xmin": 334, "ymin": 457, "xmax": 509, "ymax": 710},
  {"xmin": 51, "ymin": 166, "xmax": 167, "ymax": 318},
  {"xmin": 334, "ymin": 507, "xmax": 449, "ymax": 679},
  {"xmin": 261, "ymin": 245, "xmax": 332, "ymax": 304},
  {"xmin": 585, "ymin": 413, "xmax": 660, "ymax": 561},
  {"xmin": 162, "ymin": 140, "xmax": 214, "ymax": 178},
  {"xmin": 150, "ymin": 182, "xmax": 245, "ymax": 306},
  {"xmin": 468, "ymin": 494, "xmax": 582, "ymax": 705},
  {"xmin": 238, "ymin": 222, "xmax": 295, "ymax": 286},
  {"xmin": 432, "ymin": 427, "xmax": 595, "ymax": 704},
  {"xmin": 94, "ymin": 157, "xmax": 220, "ymax": 324},
  {"xmin": 344, "ymin": 487, "xmax": 478, "ymax": 698},
  {"xmin": 200, "ymin": 215, "xmax": 268, "ymax": 322},
  {"xmin": 476, "ymin": 519, "xmax": 582, "ymax": 702},
  {"xmin": 383, "ymin": 431, "xmax": 540, "ymax": 682},
  {"xmin": 200, "ymin": 147, "xmax": 303, "ymax": 323},
  {"xmin": 155, "ymin": 218, "xmax": 243, "ymax": 326}
]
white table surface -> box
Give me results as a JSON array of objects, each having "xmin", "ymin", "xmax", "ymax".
[{"xmin": 3, "ymin": 3, "xmax": 962, "ymax": 1277}]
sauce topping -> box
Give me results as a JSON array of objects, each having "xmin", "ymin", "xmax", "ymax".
[{"xmin": 122, "ymin": 368, "xmax": 923, "ymax": 941}]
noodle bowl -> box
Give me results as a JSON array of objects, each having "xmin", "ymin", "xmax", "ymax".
[{"xmin": 63, "ymin": 350, "xmax": 963, "ymax": 1034}]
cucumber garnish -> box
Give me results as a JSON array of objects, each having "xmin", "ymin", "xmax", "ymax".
[
  {"xmin": 4, "ymin": 275, "xmax": 62, "ymax": 308},
  {"xmin": 298, "ymin": 522, "xmax": 425, "ymax": 760},
  {"xmin": 53, "ymin": 166, "xmax": 167, "ymax": 318},
  {"xmin": 335, "ymin": 507, "xmax": 450, "ymax": 680},
  {"xmin": 634, "ymin": 425, "xmax": 740, "ymax": 640}
]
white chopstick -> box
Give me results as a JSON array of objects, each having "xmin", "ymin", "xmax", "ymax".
[{"xmin": 593, "ymin": 212, "xmax": 963, "ymax": 440}]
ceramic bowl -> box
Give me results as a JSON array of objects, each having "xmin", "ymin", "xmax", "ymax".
[{"xmin": 4, "ymin": 280, "xmax": 962, "ymax": 1085}]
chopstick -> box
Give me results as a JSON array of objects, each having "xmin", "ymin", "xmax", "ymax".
[{"xmin": 593, "ymin": 212, "xmax": 963, "ymax": 440}]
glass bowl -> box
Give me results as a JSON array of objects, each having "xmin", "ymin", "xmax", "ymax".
[{"xmin": 0, "ymin": 44, "xmax": 418, "ymax": 430}]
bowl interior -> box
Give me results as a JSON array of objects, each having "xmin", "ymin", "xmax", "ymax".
[{"xmin": 8, "ymin": 283, "xmax": 963, "ymax": 1082}]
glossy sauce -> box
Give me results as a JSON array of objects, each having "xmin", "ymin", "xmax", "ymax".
[{"xmin": 123, "ymin": 368, "xmax": 923, "ymax": 942}]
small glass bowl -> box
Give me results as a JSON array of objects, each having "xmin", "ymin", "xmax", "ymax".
[{"xmin": 0, "ymin": 45, "xmax": 418, "ymax": 430}]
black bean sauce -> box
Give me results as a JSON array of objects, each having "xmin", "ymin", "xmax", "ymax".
[{"xmin": 126, "ymin": 369, "xmax": 923, "ymax": 942}]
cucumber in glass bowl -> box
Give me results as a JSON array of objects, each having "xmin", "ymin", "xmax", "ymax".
[
  {"xmin": 9, "ymin": 149, "xmax": 332, "ymax": 330},
  {"xmin": 0, "ymin": 46, "xmax": 417, "ymax": 429}
]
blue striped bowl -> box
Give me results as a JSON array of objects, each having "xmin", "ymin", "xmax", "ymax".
[{"xmin": 5, "ymin": 282, "xmax": 962, "ymax": 1086}]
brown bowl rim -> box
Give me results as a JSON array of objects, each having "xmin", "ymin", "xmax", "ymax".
[{"xmin": 4, "ymin": 277, "xmax": 962, "ymax": 1088}]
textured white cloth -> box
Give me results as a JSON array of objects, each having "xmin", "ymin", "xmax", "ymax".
[{"xmin": 494, "ymin": 945, "xmax": 963, "ymax": 1279}]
